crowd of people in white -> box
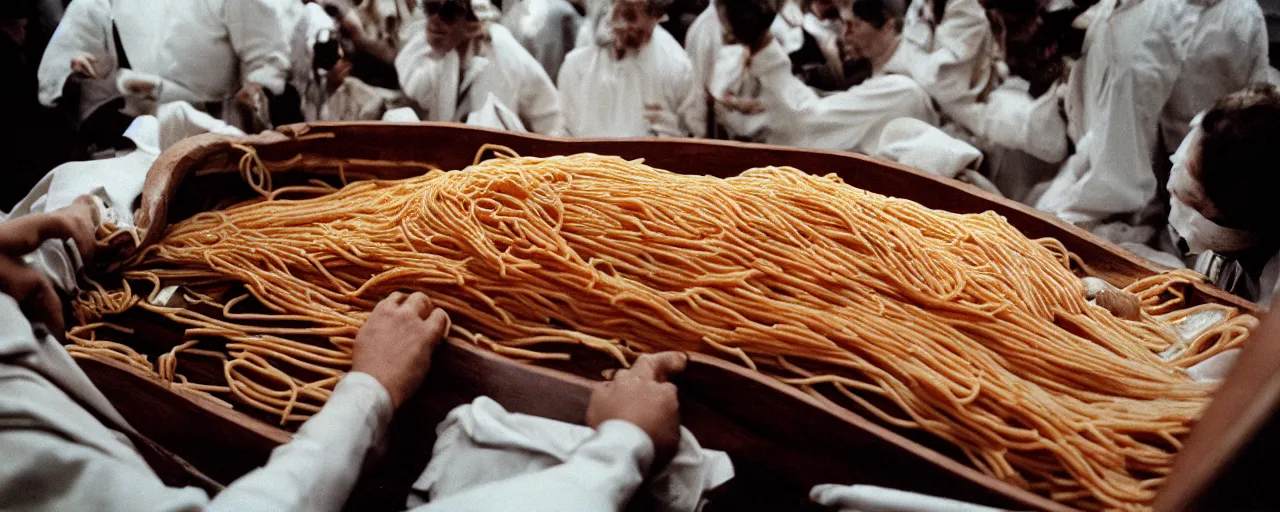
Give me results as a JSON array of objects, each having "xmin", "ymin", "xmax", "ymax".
[
  {"xmin": 1, "ymin": 2, "xmax": 1279, "ymax": 511},
  {"xmin": 5, "ymin": 0, "xmax": 1280, "ymax": 301}
]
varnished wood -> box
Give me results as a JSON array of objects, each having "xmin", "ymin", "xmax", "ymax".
[
  {"xmin": 1154, "ymin": 302, "xmax": 1280, "ymax": 511},
  {"xmin": 77, "ymin": 335, "xmax": 1066, "ymax": 511},
  {"xmin": 97, "ymin": 121, "xmax": 1265, "ymax": 511}
]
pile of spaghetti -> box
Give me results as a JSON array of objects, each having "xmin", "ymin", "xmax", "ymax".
[{"xmin": 71, "ymin": 150, "xmax": 1255, "ymax": 510}]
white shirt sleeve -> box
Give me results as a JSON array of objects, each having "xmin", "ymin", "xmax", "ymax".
[
  {"xmin": 412, "ymin": 420, "xmax": 654, "ymax": 512},
  {"xmin": 224, "ymin": 0, "xmax": 291, "ymax": 94},
  {"xmin": 206, "ymin": 371, "xmax": 393, "ymax": 512},
  {"xmin": 556, "ymin": 48, "xmax": 588, "ymax": 137},
  {"xmin": 517, "ymin": 48, "xmax": 569, "ymax": 137},
  {"xmin": 749, "ymin": 40, "xmax": 936, "ymax": 153},
  {"xmin": 912, "ymin": 0, "xmax": 994, "ymax": 106},
  {"xmin": 668, "ymin": 56, "xmax": 707, "ymax": 138},
  {"xmin": 36, "ymin": 0, "xmax": 112, "ymax": 107},
  {"xmin": 0, "ymin": 369, "xmax": 392, "ymax": 512}
]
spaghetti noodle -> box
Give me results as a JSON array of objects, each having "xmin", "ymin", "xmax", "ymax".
[{"xmin": 73, "ymin": 150, "xmax": 1253, "ymax": 510}]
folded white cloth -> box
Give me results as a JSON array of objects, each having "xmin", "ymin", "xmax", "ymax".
[
  {"xmin": 465, "ymin": 93, "xmax": 529, "ymax": 132},
  {"xmin": 874, "ymin": 118, "xmax": 983, "ymax": 180},
  {"xmin": 410, "ymin": 396, "xmax": 734, "ymax": 512},
  {"xmin": 3, "ymin": 106, "xmax": 243, "ymax": 293},
  {"xmin": 382, "ymin": 107, "xmax": 421, "ymax": 122},
  {"xmin": 810, "ymin": 484, "xmax": 1000, "ymax": 512},
  {"xmin": 157, "ymin": 101, "xmax": 245, "ymax": 151}
]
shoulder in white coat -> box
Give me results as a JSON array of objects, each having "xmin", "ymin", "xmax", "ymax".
[{"xmin": 36, "ymin": 0, "xmax": 114, "ymax": 114}]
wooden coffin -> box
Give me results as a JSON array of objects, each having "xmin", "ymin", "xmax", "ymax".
[{"xmin": 76, "ymin": 122, "xmax": 1254, "ymax": 512}]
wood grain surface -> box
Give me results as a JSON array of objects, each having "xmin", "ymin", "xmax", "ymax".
[{"xmin": 86, "ymin": 122, "xmax": 1261, "ymax": 511}]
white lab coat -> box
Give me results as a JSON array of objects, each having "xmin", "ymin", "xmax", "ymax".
[
  {"xmin": 36, "ymin": 0, "xmax": 139, "ymax": 121},
  {"xmin": 558, "ymin": 27, "xmax": 706, "ymax": 138},
  {"xmin": 748, "ymin": 40, "xmax": 938, "ymax": 154},
  {"xmin": 501, "ymin": 0, "xmax": 584, "ymax": 80},
  {"xmin": 37, "ymin": 0, "xmax": 290, "ymax": 123},
  {"xmin": 883, "ymin": 0, "xmax": 997, "ymax": 125},
  {"xmin": 1159, "ymin": 0, "xmax": 1270, "ymax": 154},
  {"xmin": 268, "ymin": 0, "xmax": 337, "ymax": 121},
  {"xmin": 395, "ymin": 23, "xmax": 567, "ymax": 136},
  {"xmin": 685, "ymin": 3, "xmax": 813, "ymax": 141},
  {"xmin": 1035, "ymin": 0, "xmax": 1194, "ymax": 225},
  {"xmin": 150, "ymin": 0, "xmax": 291, "ymax": 100},
  {"xmin": 881, "ymin": 0, "xmax": 1067, "ymax": 163}
]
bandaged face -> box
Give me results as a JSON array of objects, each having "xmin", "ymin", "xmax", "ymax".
[
  {"xmin": 611, "ymin": 0, "xmax": 659, "ymax": 54},
  {"xmin": 1167, "ymin": 119, "xmax": 1257, "ymax": 254}
]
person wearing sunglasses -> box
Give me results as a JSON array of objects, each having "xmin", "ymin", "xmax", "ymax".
[
  {"xmin": 394, "ymin": 0, "xmax": 566, "ymax": 135},
  {"xmin": 556, "ymin": 0, "xmax": 705, "ymax": 138}
]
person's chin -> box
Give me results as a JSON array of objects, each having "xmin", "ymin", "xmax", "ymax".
[{"xmin": 427, "ymin": 33, "xmax": 450, "ymax": 49}]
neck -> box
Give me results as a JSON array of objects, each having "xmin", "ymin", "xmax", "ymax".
[{"xmin": 869, "ymin": 36, "xmax": 900, "ymax": 74}]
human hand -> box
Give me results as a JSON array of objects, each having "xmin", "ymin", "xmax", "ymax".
[
  {"xmin": 717, "ymin": 94, "xmax": 764, "ymax": 114},
  {"xmin": 70, "ymin": 55, "xmax": 98, "ymax": 79},
  {"xmin": 327, "ymin": 58, "xmax": 353, "ymax": 93},
  {"xmin": 235, "ymin": 83, "xmax": 265, "ymax": 108},
  {"xmin": 351, "ymin": 292, "xmax": 451, "ymax": 409},
  {"xmin": 0, "ymin": 195, "xmax": 100, "ymax": 335},
  {"xmin": 586, "ymin": 352, "xmax": 688, "ymax": 471},
  {"xmin": 121, "ymin": 77, "xmax": 156, "ymax": 96},
  {"xmin": 643, "ymin": 103, "xmax": 664, "ymax": 124}
]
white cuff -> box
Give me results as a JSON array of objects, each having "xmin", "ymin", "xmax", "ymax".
[
  {"xmin": 595, "ymin": 419, "xmax": 656, "ymax": 476},
  {"xmin": 325, "ymin": 371, "xmax": 395, "ymax": 448},
  {"xmin": 245, "ymin": 67, "xmax": 287, "ymax": 96}
]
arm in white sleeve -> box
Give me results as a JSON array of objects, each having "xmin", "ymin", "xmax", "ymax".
[
  {"xmin": 669, "ymin": 57, "xmax": 707, "ymax": 138},
  {"xmin": 518, "ymin": 50, "xmax": 569, "ymax": 137},
  {"xmin": 395, "ymin": 31, "xmax": 446, "ymax": 112},
  {"xmin": 415, "ymin": 420, "xmax": 654, "ymax": 512},
  {"xmin": 115, "ymin": 69, "xmax": 207, "ymax": 105},
  {"xmin": 748, "ymin": 40, "xmax": 823, "ymax": 120},
  {"xmin": 1061, "ymin": 20, "xmax": 1185, "ymax": 222},
  {"xmin": 915, "ymin": 0, "xmax": 993, "ymax": 106},
  {"xmin": 0, "ymin": 330, "xmax": 390, "ymax": 512},
  {"xmin": 224, "ymin": 0, "xmax": 291, "ymax": 94},
  {"xmin": 36, "ymin": 0, "xmax": 111, "ymax": 107},
  {"xmin": 206, "ymin": 371, "xmax": 393, "ymax": 512},
  {"xmin": 556, "ymin": 49, "xmax": 587, "ymax": 137}
]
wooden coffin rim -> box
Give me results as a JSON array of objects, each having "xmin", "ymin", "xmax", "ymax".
[
  {"xmin": 76, "ymin": 339, "xmax": 1069, "ymax": 511},
  {"xmin": 114, "ymin": 121, "xmax": 1255, "ymax": 510},
  {"xmin": 136, "ymin": 122, "xmax": 1256, "ymax": 314}
]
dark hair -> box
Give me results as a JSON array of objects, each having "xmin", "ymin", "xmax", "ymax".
[
  {"xmin": 1198, "ymin": 83, "xmax": 1280, "ymax": 238},
  {"xmin": 852, "ymin": 0, "xmax": 895, "ymax": 30},
  {"xmin": 641, "ymin": 0, "xmax": 675, "ymax": 18},
  {"xmin": 721, "ymin": 0, "xmax": 778, "ymax": 46}
]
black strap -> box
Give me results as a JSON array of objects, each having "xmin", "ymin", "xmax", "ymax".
[{"xmin": 112, "ymin": 21, "xmax": 131, "ymax": 70}]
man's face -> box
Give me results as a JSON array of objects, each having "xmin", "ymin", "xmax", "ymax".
[
  {"xmin": 611, "ymin": 0, "xmax": 658, "ymax": 53},
  {"xmin": 424, "ymin": 0, "xmax": 480, "ymax": 51},
  {"xmin": 842, "ymin": 16, "xmax": 883, "ymax": 60}
]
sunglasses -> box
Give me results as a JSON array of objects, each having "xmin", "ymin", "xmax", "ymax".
[{"xmin": 423, "ymin": 0, "xmax": 478, "ymax": 23}]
